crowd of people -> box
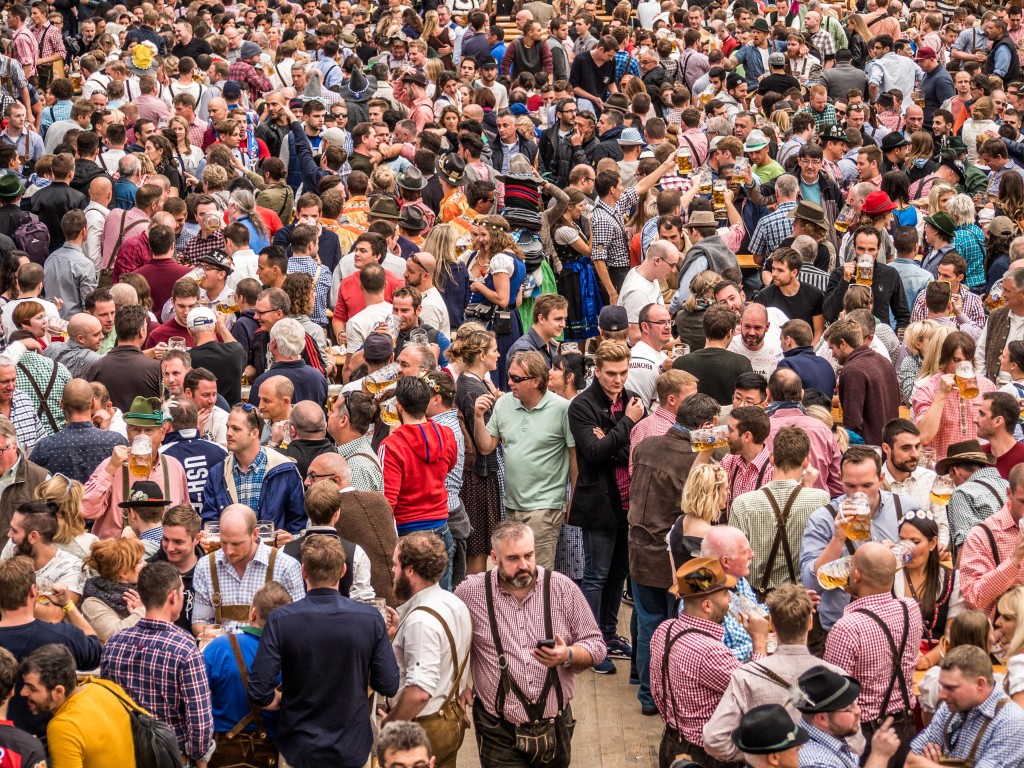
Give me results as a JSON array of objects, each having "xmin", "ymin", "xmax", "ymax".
[{"xmin": 3, "ymin": 0, "xmax": 1024, "ymax": 767}]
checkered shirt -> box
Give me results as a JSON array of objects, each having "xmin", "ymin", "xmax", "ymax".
[
  {"xmin": 910, "ymin": 285, "xmax": 985, "ymax": 327},
  {"xmin": 337, "ymin": 435, "xmax": 384, "ymax": 494},
  {"xmin": 749, "ymin": 201, "xmax": 797, "ymax": 261},
  {"xmin": 181, "ymin": 230, "xmax": 225, "ymax": 267},
  {"xmin": 947, "ymin": 467, "xmax": 1008, "ymax": 551},
  {"xmin": 591, "ymin": 187, "xmax": 639, "ymax": 269},
  {"xmin": 824, "ymin": 593, "xmax": 923, "ymax": 723},
  {"xmin": 0, "ymin": 56, "xmax": 28, "ymax": 113},
  {"xmin": 187, "ymin": 117, "xmax": 208, "ymax": 149},
  {"xmin": 31, "ymin": 23, "xmax": 65, "ymax": 61},
  {"xmin": 9, "ymin": 389, "xmax": 42, "ymax": 452},
  {"xmin": 629, "ymin": 406, "xmax": 675, "ymax": 475},
  {"xmin": 911, "ymin": 686, "xmax": 1024, "ymax": 765},
  {"xmin": 609, "ymin": 394, "xmax": 631, "ymax": 510},
  {"xmin": 11, "ymin": 27, "xmax": 36, "ymax": 79},
  {"xmin": 15, "ymin": 352, "xmax": 71, "ymax": 437},
  {"xmin": 432, "ymin": 409, "xmax": 465, "ymax": 512},
  {"xmin": 191, "ymin": 542, "xmax": 305, "ymax": 625},
  {"xmin": 112, "ymin": 230, "xmax": 152, "ymax": 282},
  {"xmin": 810, "ymin": 29, "xmax": 836, "ymax": 60},
  {"xmin": 721, "ymin": 448, "xmax": 774, "ymax": 512},
  {"xmin": 232, "ymin": 447, "xmax": 268, "ymax": 511},
  {"xmin": 911, "ymin": 373, "xmax": 996, "ymax": 463},
  {"xmin": 730, "ymin": 480, "xmax": 830, "ymax": 592},
  {"xmin": 650, "ymin": 613, "xmax": 753, "ymax": 745},
  {"xmin": 614, "ymin": 50, "xmax": 641, "ymax": 82},
  {"xmin": 960, "ymin": 506, "xmax": 1024, "ymax": 616},
  {"xmin": 41, "ymin": 99, "xmax": 71, "ymax": 135},
  {"xmin": 176, "ymin": 227, "xmax": 196, "ymax": 254},
  {"xmin": 953, "ymin": 224, "xmax": 986, "ymax": 288},
  {"xmin": 287, "ymin": 255, "xmax": 332, "ymax": 325},
  {"xmin": 227, "ymin": 60, "xmax": 273, "ymax": 99},
  {"xmin": 799, "ymin": 721, "xmax": 860, "ymax": 768},
  {"xmin": 800, "ymin": 102, "xmax": 837, "ymax": 132},
  {"xmin": 722, "ymin": 577, "xmax": 768, "ymax": 663},
  {"xmin": 100, "ymin": 619, "xmax": 215, "ymax": 760}
]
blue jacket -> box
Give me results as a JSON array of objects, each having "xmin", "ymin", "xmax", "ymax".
[
  {"xmin": 248, "ymin": 360, "xmax": 328, "ymax": 409},
  {"xmin": 775, "ymin": 346, "xmax": 837, "ymax": 398},
  {"xmin": 272, "ymin": 221, "xmax": 342, "ymax": 276},
  {"xmin": 201, "ymin": 448, "xmax": 306, "ymax": 533},
  {"xmin": 734, "ymin": 43, "xmax": 768, "ymax": 89}
]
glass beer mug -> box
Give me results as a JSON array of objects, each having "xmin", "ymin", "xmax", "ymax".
[
  {"xmin": 855, "ymin": 254, "xmax": 874, "ymax": 286},
  {"xmin": 129, "ymin": 434, "xmax": 153, "ymax": 479},
  {"xmin": 817, "ymin": 555, "xmax": 852, "ymax": 590},
  {"xmin": 834, "ymin": 204, "xmax": 857, "ymax": 234},
  {"xmin": 732, "ymin": 157, "xmax": 750, "ymax": 188},
  {"xmin": 698, "ymin": 168, "xmax": 713, "ymax": 197},
  {"xmin": 690, "ymin": 424, "xmax": 729, "ymax": 452},
  {"xmin": 365, "ymin": 362, "xmax": 399, "ymax": 396},
  {"xmin": 676, "ymin": 145, "xmax": 693, "ymax": 175},
  {"xmin": 713, "ymin": 180, "xmax": 728, "ymax": 219},
  {"xmin": 837, "ymin": 492, "xmax": 872, "ymax": 542},
  {"xmin": 985, "ymin": 280, "xmax": 1006, "ymax": 312},
  {"xmin": 955, "ymin": 361, "xmax": 979, "ymax": 399},
  {"xmin": 203, "ymin": 522, "xmax": 221, "ymax": 553},
  {"xmin": 929, "ymin": 475, "xmax": 955, "ymax": 507}
]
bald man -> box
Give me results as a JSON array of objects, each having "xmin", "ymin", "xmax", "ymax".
[
  {"xmin": 29, "ymin": 377, "xmax": 129, "ymax": 482},
  {"xmin": 253, "ymin": 374, "xmax": 293, "ymax": 448},
  {"xmin": 728, "ymin": 303, "xmax": 784, "ymax": 378},
  {"xmin": 190, "ymin": 502, "xmax": 305, "ymax": 635},
  {"xmin": 701, "ymin": 527, "xmax": 767, "ymax": 663},
  {"xmin": 824, "ymin": 541, "xmax": 924, "ymax": 767},
  {"xmin": 43, "ymin": 313, "xmax": 104, "ymax": 377},
  {"xmin": 403, "ymin": 252, "xmax": 450, "ymax": 336},
  {"xmin": 282, "ymin": 400, "xmax": 335, "ymax": 477},
  {"xmin": 85, "ymin": 176, "xmax": 113, "ymax": 270}
]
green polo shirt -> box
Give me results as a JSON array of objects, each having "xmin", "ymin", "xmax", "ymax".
[{"xmin": 486, "ymin": 390, "xmax": 574, "ymax": 510}]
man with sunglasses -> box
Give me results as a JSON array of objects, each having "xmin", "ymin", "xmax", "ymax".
[{"xmin": 539, "ymin": 98, "xmax": 584, "ymax": 189}]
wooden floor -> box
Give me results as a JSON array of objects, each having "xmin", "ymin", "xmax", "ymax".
[{"xmin": 456, "ymin": 606, "xmax": 664, "ymax": 767}]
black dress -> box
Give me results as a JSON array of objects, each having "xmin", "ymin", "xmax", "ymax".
[{"xmin": 455, "ymin": 372, "xmax": 502, "ymax": 558}]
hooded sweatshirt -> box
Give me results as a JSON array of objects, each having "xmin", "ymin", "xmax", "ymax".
[{"xmin": 378, "ymin": 420, "xmax": 458, "ymax": 532}]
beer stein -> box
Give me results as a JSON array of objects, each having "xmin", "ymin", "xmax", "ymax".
[
  {"xmin": 834, "ymin": 204, "xmax": 857, "ymax": 234},
  {"xmin": 728, "ymin": 591, "xmax": 767, "ymax": 621},
  {"xmin": 673, "ymin": 343, "xmax": 689, "ymax": 357},
  {"xmin": 955, "ymin": 361, "xmax": 979, "ymax": 399},
  {"xmin": 985, "ymin": 280, "xmax": 1005, "ymax": 312},
  {"xmin": 921, "ymin": 447, "xmax": 936, "ymax": 471},
  {"xmin": 257, "ymin": 521, "xmax": 276, "ymax": 547},
  {"xmin": 676, "ymin": 145, "xmax": 693, "ymax": 175},
  {"xmin": 698, "ymin": 168, "xmax": 713, "ymax": 197},
  {"xmin": 380, "ymin": 396, "xmax": 400, "ymax": 426},
  {"xmin": 365, "ymin": 362, "xmax": 399, "ymax": 395},
  {"xmin": 929, "ymin": 475, "xmax": 955, "ymax": 507},
  {"xmin": 855, "ymin": 254, "xmax": 874, "ymax": 286},
  {"xmin": 203, "ymin": 522, "xmax": 221, "ymax": 553},
  {"xmin": 837, "ymin": 492, "xmax": 872, "ymax": 541},
  {"xmin": 689, "ymin": 424, "xmax": 729, "ymax": 452},
  {"xmin": 816, "ymin": 556, "xmax": 852, "ymax": 590},
  {"xmin": 129, "ymin": 434, "xmax": 153, "ymax": 479}
]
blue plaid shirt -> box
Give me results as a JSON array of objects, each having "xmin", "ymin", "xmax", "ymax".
[
  {"xmin": 232, "ymin": 448, "xmax": 268, "ymax": 511},
  {"xmin": 41, "ymin": 99, "xmax": 72, "ymax": 136},
  {"xmin": 614, "ymin": 50, "xmax": 641, "ymax": 82},
  {"xmin": 799, "ymin": 721, "xmax": 859, "ymax": 768},
  {"xmin": 722, "ymin": 577, "xmax": 767, "ymax": 663},
  {"xmin": 749, "ymin": 201, "xmax": 797, "ymax": 261},
  {"xmin": 286, "ymin": 255, "xmax": 332, "ymax": 325},
  {"xmin": 953, "ymin": 223, "xmax": 986, "ymax": 289},
  {"xmin": 911, "ymin": 686, "xmax": 1024, "ymax": 765}
]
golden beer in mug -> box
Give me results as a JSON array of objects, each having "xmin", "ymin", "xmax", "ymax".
[
  {"xmin": 955, "ymin": 361, "xmax": 979, "ymax": 399},
  {"xmin": 217, "ymin": 301, "xmax": 240, "ymax": 314},
  {"xmin": 855, "ymin": 255, "xmax": 873, "ymax": 286},
  {"xmin": 128, "ymin": 434, "xmax": 153, "ymax": 479},
  {"xmin": 676, "ymin": 146, "xmax": 692, "ymax": 175},
  {"xmin": 839, "ymin": 493, "xmax": 872, "ymax": 542},
  {"xmin": 930, "ymin": 475, "xmax": 955, "ymax": 507},
  {"xmin": 690, "ymin": 425, "xmax": 729, "ymax": 452},
  {"xmin": 698, "ymin": 169, "xmax": 713, "ymax": 197},
  {"xmin": 713, "ymin": 180, "xmax": 727, "ymax": 219},
  {"xmin": 816, "ymin": 556, "xmax": 851, "ymax": 590},
  {"xmin": 817, "ymin": 571, "xmax": 850, "ymax": 590},
  {"xmin": 732, "ymin": 157, "xmax": 750, "ymax": 188}
]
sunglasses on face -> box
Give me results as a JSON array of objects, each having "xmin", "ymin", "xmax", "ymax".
[{"xmin": 508, "ymin": 374, "xmax": 536, "ymax": 383}]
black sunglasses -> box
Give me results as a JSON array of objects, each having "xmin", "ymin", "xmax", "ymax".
[{"xmin": 508, "ymin": 374, "xmax": 537, "ymax": 383}]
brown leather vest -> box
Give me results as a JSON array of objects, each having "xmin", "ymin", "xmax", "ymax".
[{"xmin": 985, "ymin": 306, "xmax": 1012, "ymax": 381}]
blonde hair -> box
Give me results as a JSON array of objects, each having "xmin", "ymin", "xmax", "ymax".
[
  {"xmin": 34, "ymin": 475, "xmax": 86, "ymax": 544},
  {"xmin": 684, "ymin": 271, "xmax": 721, "ymax": 313},
  {"xmin": 971, "ymin": 97, "xmax": 994, "ymax": 121},
  {"xmin": 422, "ymin": 222, "xmax": 460, "ymax": 290},
  {"xmin": 368, "ymin": 166, "xmax": 396, "ymax": 196},
  {"xmin": 903, "ymin": 319, "xmax": 938, "ymax": 357},
  {"xmin": 425, "ymin": 58, "xmax": 445, "ymax": 84},
  {"xmin": 998, "ymin": 586, "xmax": 1024, "ymax": 660},
  {"xmin": 447, "ymin": 326, "xmax": 495, "ymax": 366},
  {"xmin": 928, "ymin": 183, "xmax": 956, "ymax": 216},
  {"xmin": 84, "ymin": 538, "xmax": 146, "ymax": 582},
  {"xmin": 768, "ymin": 109, "xmax": 791, "ymax": 137},
  {"xmin": 680, "ymin": 464, "xmax": 725, "ymax": 522},
  {"xmin": 917, "ymin": 325, "xmax": 953, "ymax": 380},
  {"xmin": 593, "ymin": 340, "xmax": 630, "ymax": 367}
]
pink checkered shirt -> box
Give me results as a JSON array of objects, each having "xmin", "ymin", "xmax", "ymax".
[
  {"xmin": 12, "ymin": 27, "xmax": 36, "ymax": 78},
  {"xmin": 610, "ymin": 395, "xmax": 632, "ymax": 510},
  {"xmin": 31, "ymin": 22, "xmax": 64, "ymax": 60},
  {"xmin": 629, "ymin": 406, "xmax": 675, "ymax": 475},
  {"xmin": 960, "ymin": 505, "xmax": 1024, "ymax": 618},
  {"xmin": 721, "ymin": 447, "xmax": 775, "ymax": 512},
  {"xmin": 911, "ymin": 373, "xmax": 997, "ymax": 461},
  {"xmin": 824, "ymin": 593, "xmax": 923, "ymax": 723},
  {"xmin": 651, "ymin": 613, "xmax": 754, "ymax": 745},
  {"xmin": 187, "ymin": 117, "xmax": 208, "ymax": 149},
  {"xmin": 454, "ymin": 567, "xmax": 605, "ymax": 725}
]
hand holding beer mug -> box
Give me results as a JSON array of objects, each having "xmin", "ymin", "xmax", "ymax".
[
  {"xmin": 955, "ymin": 361, "xmax": 979, "ymax": 399},
  {"xmin": 834, "ymin": 203, "xmax": 857, "ymax": 234},
  {"xmin": 985, "ymin": 279, "xmax": 1006, "ymax": 312},
  {"xmin": 690, "ymin": 424, "xmax": 729, "ymax": 452},
  {"xmin": 129, "ymin": 435, "xmax": 153, "ymax": 479},
  {"xmin": 855, "ymin": 254, "xmax": 874, "ymax": 286},
  {"xmin": 816, "ymin": 555, "xmax": 852, "ymax": 590},
  {"xmin": 929, "ymin": 475, "xmax": 955, "ymax": 507},
  {"xmin": 837, "ymin": 492, "xmax": 872, "ymax": 542}
]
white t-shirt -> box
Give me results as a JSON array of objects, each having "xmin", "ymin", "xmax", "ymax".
[
  {"xmin": 617, "ymin": 268, "xmax": 663, "ymax": 323},
  {"xmin": 420, "ymin": 286, "xmax": 451, "ymax": 338},
  {"xmin": 346, "ymin": 301, "xmax": 394, "ymax": 353},
  {"xmin": 1, "ymin": 297, "xmax": 62, "ymax": 337},
  {"xmin": 728, "ymin": 336, "xmax": 784, "ymax": 378},
  {"xmin": 226, "ymin": 248, "xmax": 259, "ymax": 289},
  {"xmin": 626, "ymin": 340, "xmax": 667, "ymax": 410}
]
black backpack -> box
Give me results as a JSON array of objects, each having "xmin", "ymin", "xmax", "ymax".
[{"xmin": 92, "ymin": 679, "xmax": 183, "ymax": 768}]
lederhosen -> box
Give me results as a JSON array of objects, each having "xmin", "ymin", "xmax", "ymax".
[
  {"xmin": 657, "ymin": 623, "xmax": 742, "ymax": 768},
  {"xmin": 208, "ymin": 548, "xmax": 278, "ymax": 624},
  {"xmin": 857, "ymin": 601, "xmax": 916, "ymax": 768},
  {"xmin": 473, "ymin": 571, "xmax": 574, "ymax": 768},
  {"xmin": 121, "ymin": 459, "xmax": 170, "ymax": 526},
  {"xmin": 753, "ymin": 484, "xmax": 803, "ymax": 602},
  {"xmin": 410, "ymin": 606, "xmax": 471, "ymax": 768},
  {"xmin": 209, "ymin": 633, "xmax": 277, "ymax": 768},
  {"xmin": 938, "ymin": 699, "xmax": 1009, "ymax": 768}
]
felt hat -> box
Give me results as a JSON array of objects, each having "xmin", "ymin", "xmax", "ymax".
[
  {"xmin": 732, "ymin": 705, "xmax": 810, "ymax": 755},
  {"xmin": 924, "ymin": 210, "xmax": 956, "ymax": 240},
  {"xmin": 436, "ymin": 153, "xmax": 467, "ymax": 186},
  {"xmin": 118, "ymin": 480, "xmax": 171, "ymax": 509},
  {"xmin": 478, "ymin": 56, "xmax": 498, "ymax": 69},
  {"xmin": 788, "ymin": 200, "xmax": 828, "ymax": 228},
  {"xmin": 368, "ymin": 195, "xmax": 402, "ymax": 220},
  {"xmin": 821, "ymin": 124, "xmax": 849, "ymax": 143},
  {"xmin": 669, "ymin": 557, "xmax": 738, "ymax": 598},
  {"xmin": 398, "ymin": 167, "xmax": 427, "ymax": 191},
  {"xmin": 795, "ymin": 666, "xmax": 863, "ymax": 713},
  {"xmin": 402, "ymin": 70, "xmax": 428, "ymax": 88},
  {"xmin": 861, "ymin": 190, "xmax": 898, "ymax": 216},
  {"xmin": 0, "ymin": 174, "xmax": 26, "ymax": 200},
  {"xmin": 752, "ymin": 18, "xmax": 771, "ymax": 32},
  {"xmin": 880, "ymin": 132, "xmax": 910, "ymax": 152},
  {"xmin": 936, "ymin": 440, "xmax": 997, "ymax": 475},
  {"xmin": 937, "ymin": 149, "xmax": 966, "ymax": 183},
  {"xmin": 687, "ymin": 210, "xmax": 719, "ymax": 227},
  {"xmin": 744, "ymin": 129, "xmax": 770, "ymax": 153},
  {"xmin": 397, "ymin": 205, "xmax": 427, "ymax": 232},
  {"xmin": 123, "ymin": 396, "xmax": 166, "ymax": 427}
]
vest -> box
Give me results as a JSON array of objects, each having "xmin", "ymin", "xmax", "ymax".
[
  {"xmin": 985, "ymin": 306, "xmax": 1012, "ymax": 383},
  {"xmin": 512, "ymin": 39, "xmax": 544, "ymax": 77},
  {"xmin": 984, "ymin": 34, "xmax": 1021, "ymax": 84}
]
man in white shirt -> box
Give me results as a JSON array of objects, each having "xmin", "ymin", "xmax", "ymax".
[
  {"xmin": 881, "ymin": 418, "xmax": 950, "ymax": 549},
  {"xmin": 8, "ymin": 500, "xmax": 85, "ymax": 623},
  {"xmin": 728, "ymin": 303, "xmax": 784, "ymax": 377},
  {"xmin": 626, "ymin": 304, "xmax": 674, "ymax": 410},
  {"xmin": 346, "ymin": 263, "xmax": 394, "ymax": 353},
  {"xmin": 618, "ymin": 241, "xmax": 681, "ymax": 344},
  {"xmin": 84, "ymin": 177, "xmax": 112, "ymax": 271},
  {"xmin": 223, "ymin": 222, "xmax": 258, "ymax": 288},
  {"xmin": 382, "ymin": 531, "xmax": 472, "ymax": 768},
  {"xmin": 403, "ymin": 252, "xmax": 450, "ymax": 337}
]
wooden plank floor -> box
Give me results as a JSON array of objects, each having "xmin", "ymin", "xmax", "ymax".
[{"xmin": 456, "ymin": 605, "xmax": 663, "ymax": 767}]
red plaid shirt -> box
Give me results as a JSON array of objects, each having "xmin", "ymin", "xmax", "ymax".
[
  {"xmin": 721, "ymin": 447, "xmax": 775, "ymax": 512},
  {"xmin": 187, "ymin": 117, "xmax": 208, "ymax": 149},
  {"xmin": 181, "ymin": 230, "xmax": 224, "ymax": 267},
  {"xmin": 227, "ymin": 60, "xmax": 273, "ymax": 99},
  {"xmin": 610, "ymin": 395, "xmax": 632, "ymax": 511},
  {"xmin": 31, "ymin": 22, "xmax": 64, "ymax": 61},
  {"xmin": 112, "ymin": 230, "xmax": 152, "ymax": 281},
  {"xmin": 960, "ymin": 505, "xmax": 1024, "ymax": 617},
  {"xmin": 650, "ymin": 613, "xmax": 754, "ymax": 745},
  {"xmin": 824, "ymin": 593, "xmax": 923, "ymax": 723}
]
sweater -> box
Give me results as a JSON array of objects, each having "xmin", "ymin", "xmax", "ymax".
[
  {"xmin": 201, "ymin": 448, "xmax": 306, "ymax": 533},
  {"xmin": 378, "ymin": 421, "xmax": 458, "ymax": 531},
  {"xmin": 837, "ymin": 345, "xmax": 901, "ymax": 445},
  {"xmin": 776, "ymin": 346, "xmax": 837, "ymax": 397},
  {"xmin": 160, "ymin": 429, "xmax": 228, "ymax": 516}
]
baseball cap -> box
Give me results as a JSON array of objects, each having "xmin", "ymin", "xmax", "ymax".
[{"xmin": 186, "ymin": 306, "xmax": 217, "ymax": 330}]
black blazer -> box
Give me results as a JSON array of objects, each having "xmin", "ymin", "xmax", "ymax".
[{"xmin": 567, "ymin": 381, "xmax": 643, "ymax": 531}]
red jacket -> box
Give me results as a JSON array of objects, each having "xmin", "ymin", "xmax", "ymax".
[{"xmin": 378, "ymin": 420, "xmax": 457, "ymax": 530}]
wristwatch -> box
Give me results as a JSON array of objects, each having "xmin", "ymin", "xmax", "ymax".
[{"xmin": 561, "ymin": 647, "xmax": 574, "ymax": 669}]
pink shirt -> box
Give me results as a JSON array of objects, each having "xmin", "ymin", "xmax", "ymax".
[
  {"xmin": 629, "ymin": 406, "xmax": 675, "ymax": 475},
  {"xmin": 767, "ymin": 410, "xmax": 843, "ymax": 496},
  {"xmin": 911, "ymin": 372, "xmax": 996, "ymax": 461},
  {"xmin": 82, "ymin": 454, "xmax": 190, "ymax": 540}
]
